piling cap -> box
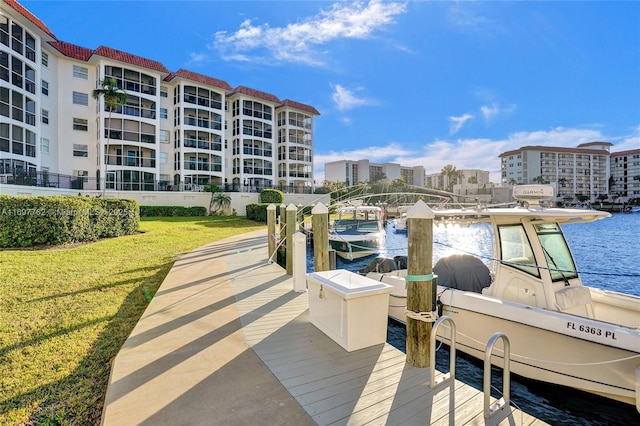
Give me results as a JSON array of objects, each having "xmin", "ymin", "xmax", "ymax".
[
  {"xmin": 407, "ymin": 200, "xmax": 435, "ymax": 219},
  {"xmin": 267, "ymin": 204, "xmax": 276, "ymax": 210},
  {"xmin": 312, "ymin": 202, "xmax": 329, "ymax": 214},
  {"xmin": 286, "ymin": 203, "xmax": 298, "ymax": 211}
]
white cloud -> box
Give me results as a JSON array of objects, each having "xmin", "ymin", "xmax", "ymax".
[
  {"xmin": 212, "ymin": 1, "xmax": 407, "ymax": 65},
  {"xmin": 480, "ymin": 102, "xmax": 516, "ymax": 122},
  {"xmin": 332, "ymin": 84, "xmax": 374, "ymax": 111},
  {"xmin": 449, "ymin": 113, "xmax": 474, "ymax": 134}
]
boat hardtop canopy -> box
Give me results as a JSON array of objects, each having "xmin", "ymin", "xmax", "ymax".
[{"xmin": 430, "ymin": 206, "xmax": 610, "ymax": 225}]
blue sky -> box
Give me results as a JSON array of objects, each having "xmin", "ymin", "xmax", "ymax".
[{"xmin": 21, "ymin": 0, "xmax": 640, "ymax": 183}]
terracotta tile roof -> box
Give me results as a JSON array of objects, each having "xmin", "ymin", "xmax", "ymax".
[
  {"xmin": 48, "ymin": 41, "xmax": 93, "ymax": 61},
  {"xmin": 611, "ymin": 148, "xmax": 640, "ymax": 157},
  {"xmin": 229, "ymin": 86, "xmax": 280, "ymax": 104},
  {"xmin": 4, "ymin": 0, "xmax": 56, "ymax": 39},
  {"xmin": 93, "ymin": 46, "xmax": 171, "ymax": 74},
  {"xmin": 500, "ymin": 145, "xmax": 611, "ymax": 158},
  {"xmin": 577, "ymin": 141, "xmax": 614, "ymax": 148},
  {"xmin": 165, "ymin": 69, "xmax": 232, "ymax": 91},
  {"xmin": 277, "ymin": 99, "xmax": 320, "ymax": 116}
]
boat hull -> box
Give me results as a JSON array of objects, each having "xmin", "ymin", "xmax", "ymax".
[
  {"xmin": 329, "ymin": 237, "xmax": 384, "ymax": 260},
  {"xmin": 388, "ymin": 286, "xmax": 640, "ymax": 408}
]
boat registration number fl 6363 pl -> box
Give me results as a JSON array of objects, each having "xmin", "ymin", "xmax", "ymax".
[{"xmin": 566, "ymin": 321, "xmax": 617, "ymax": 340}]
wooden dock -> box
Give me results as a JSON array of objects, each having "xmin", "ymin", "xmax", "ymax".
[
  {"xmin": 102, "ymin": 229, "xmax": 549, "ymax": 425},
  {"xmin": 226, "ymin": 232, "xmax": 547, "ymax": 425}
]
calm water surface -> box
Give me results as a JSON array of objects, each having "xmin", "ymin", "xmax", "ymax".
[{"xmin": 307, "ymin": 212, "xmax": 640, "ymax": 424}]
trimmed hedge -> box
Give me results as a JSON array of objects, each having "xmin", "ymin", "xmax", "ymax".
[
  {"xmin": 0, "ymin": 195, "xmax": 139, "ymax": 248},
  {"xmin": 259, "ymin": 189, "xmax": 284, "ymax": 204},
  {"xmin": 245, "ymin": 203, "xmax": 311, "ymax": 223},
  {"xmin": 139, "ymin": 205, "xmax": 207, "ymax": 217},
  {"xmin": 246, "ymin": 203, "xmax": 269, "ymax": 222}
]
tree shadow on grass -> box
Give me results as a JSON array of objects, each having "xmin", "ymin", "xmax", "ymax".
[{"xmin": 0, "ymin": 263, "xmax": 172, "ymax": 425}]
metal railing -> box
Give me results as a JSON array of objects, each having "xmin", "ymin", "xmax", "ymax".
[{"xmin": 0, "ymin": 167, "xmax": 316, "ymax": 194}]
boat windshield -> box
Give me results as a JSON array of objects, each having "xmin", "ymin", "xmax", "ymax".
[
  {"xmin": 497, "ymin": 224, "xmax": 540, "ymax": 277},
  {"xmin": 535, "ymin": 223, "xmax": 578, "ymax": 282}
]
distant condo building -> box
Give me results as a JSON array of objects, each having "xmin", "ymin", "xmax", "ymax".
[
  {"xmin": 499, "ymin": 142, "xmax": 640, "ymax": 201},
  {"xmin": 0, "ymin": 0, "xmax": 319, "ymax": 192},
  {"xmin": 610, "ymin": 148, "xmax": 640, "ymax": 199},
  {"xmin": 324, "ymin": 159, "xmax": 425, "ymax": 187}
]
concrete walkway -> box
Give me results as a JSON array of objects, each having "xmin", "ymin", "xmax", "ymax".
[{"xmin": 100, "ymin": 229, "xmax": 315, "ymax": 425}]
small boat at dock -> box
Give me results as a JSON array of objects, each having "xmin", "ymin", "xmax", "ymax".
[
  {"xmin": 361, "ymin": 185, "xmax": 640, "ymax": 411},
  {"xmin": 328, "ymin": 203, "xmax": 386, "ymax": 260}
]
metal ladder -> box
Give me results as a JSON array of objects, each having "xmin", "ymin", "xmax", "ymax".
[{"xmin": 429, "ymin": 317, "xmax": 512, "ymax": 421}]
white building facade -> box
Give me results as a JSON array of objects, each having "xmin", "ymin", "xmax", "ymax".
[
  {"xmin": 324, "ymin": 159, "xmax": 425, "ymax": 187},
  {"xmin": 499, "ymin": 142, "xmax": 613, "ymax": 201},
  {"xmin": 0, "ymin": 0, "xmax": 319, "ymax": 192},
  {"xmin": 609, "ymin": 148, "xmax": 640, "ymax": 200}
]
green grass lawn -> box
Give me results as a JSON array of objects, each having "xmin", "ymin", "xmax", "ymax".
[{"xmin": 0, "ymin": 216, "xmax": 265, "ymax": 426}]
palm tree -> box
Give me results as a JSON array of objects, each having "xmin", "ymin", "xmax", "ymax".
[
  {"xmin": 210, "ymin": 192, "xmax": 232, "ymax": 215},
  {"xmin": 440, "ymin": 164, "xmax": 463, "ymax": 192},
  {"xmin": 92, "ymin": 78, "xmax": 127, "ymax": 194}
]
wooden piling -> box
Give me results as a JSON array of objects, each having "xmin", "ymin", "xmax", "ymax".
[
  {"xmin": 267, "ymin": 204, "xmax": 276, "ymax": 262},
  {"xmin": 285, "ymin": 203, "xmax": 297, "ymax": 275},
  {"xmin": 311, "ymin": 203, "xmax": 330, "ymax": 272},
  {"xmin": 405, "ymin": 200, "xmax": 436, "ymax": 368},
  {"xmin": 279, "ymin": 203, "xmax": 287, "ymax": 241}
]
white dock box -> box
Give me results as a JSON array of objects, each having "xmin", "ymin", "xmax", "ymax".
[{"xmin": 306, "ymin": 269, "xmax": 393, "ymax": 352}]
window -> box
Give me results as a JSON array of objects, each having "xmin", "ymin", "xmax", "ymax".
[
  {"xmin": 73, "ymin": 170, "xmax": 89, "ymax": 182},
  {"xmin": 160, "ymin": 107, "xmax": 168, "ymax": 119},
  {"xmin": 160, "ymin": 86, "xmax": 168, "ymax": 97},
  {"xmin": 73, "ymin": 144, "xmax": 88, "ymax": 157},
  {"xmin": 41, "ymin": 109, "xmax": 49, "ymax": 124},
  {"xmin": 0, "ymin": 87, "xmax": 8, "ymax": 117},
  {"xmin": 160, "ymin": 130, "xmax": 169, "ymax": 143},
  {"xmin": 498, "ymin": 224, "xmax": 539, "ymax": 277},
  {"xmin": 73, "ymin": 65, "xmax": 88, "ymax": 80},
  {"xmin": 73, "ymin": 118, "xmax": 88, "ymax": 131},
  {"xmin": 40, "ymin": 137, "xmax": 49, "ymax": 154},
  {"xmin": 25, "ymin": 65, "xmax": 35, "ymax": 93},
  {"xmin": 0, "ymin": 15, "xmax": 8, "ymax": 47},
  {"xmin": 25, "ymin": 129, "xmax": 35, "ymax": 157},
  {"xmin": 72, "ymin": 91, "xmax": 89, "ymax": 106},
  {"xmin": 25, "ymin": 97, "xmax": 35, "ymax": 125},
  {"xmin": 159, "ymin": 152, "xmax": 168, "ymax": 164},
  {"xmin": 11, "ymin": 22, "xmax": 23, "ymax": 55},
  {"xmin": 536, "ymin": 223, "xmax": 578, "ymax": 282},
  {"xmin": 0, "ymin": 123, "xmax": 8, "ymax": 152},
  {"xmin": 25, "ymin": 33, "xmax": 35, "ymax": 62},
  {"xmin": 41, "ymin": 80, "xmax": 49, "ymax": 96},
  {"xmin": 41, "ymin": 51, "xmax": 48, "ymax": 67},
  {"xmin": 0, "ymin": 51, "xmax": 8, "ymax": 82}
]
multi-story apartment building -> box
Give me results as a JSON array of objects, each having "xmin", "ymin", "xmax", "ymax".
[
  {"xmin": 610, "ymin": 148, "xmax": 640, "ymax": 199},
  {"xmin": 0, "ymin": 0, "xmax": 319, "ymax": 192},
  {"xmin": 425, "ymin": 169, "xmax": 491, "ymax": 190},
  {"xmin": 499, "ymin": 142, "xmax": 612, "ymax": 201},
  {"xmin": 323, "ymin": 159, "xmax": 425, "ymax": 187}
]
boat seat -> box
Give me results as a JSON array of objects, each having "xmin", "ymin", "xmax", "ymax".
[{"xmin": 555, "ymin": 286, "xmax": 594, "ymax": 318}]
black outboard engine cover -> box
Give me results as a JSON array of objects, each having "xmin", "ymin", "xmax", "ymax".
[{"xmin": 433, "ymin": 254, "xmax": 491, "ymax": 293}]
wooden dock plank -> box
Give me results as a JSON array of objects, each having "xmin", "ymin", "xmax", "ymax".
[{"xmin": 228, "ymin": 258, "xmax": 548, "ymax": 426}]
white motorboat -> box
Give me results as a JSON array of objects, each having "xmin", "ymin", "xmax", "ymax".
[
  {"xmin": 394, "ymin": 209, "xmax": 408, "ymax": 233},
  {"xmin": 362, "ymin": 185, "xmax": 640, "ymax": 411},
  {"xmin": 329, "ymin": 203, "xmax": 386, "ymax": 260}
]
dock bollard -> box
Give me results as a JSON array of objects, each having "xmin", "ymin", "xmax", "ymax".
[{"xmin": 292, "ymin": 231, "xmax": 306, "ymax": 292}]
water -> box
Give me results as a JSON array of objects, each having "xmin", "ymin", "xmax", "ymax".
[{"xmin": 306, "ymin": 212, "xmax": 640, "ymax": 424}]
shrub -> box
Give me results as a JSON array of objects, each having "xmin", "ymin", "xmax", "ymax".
[
  {"xmin": 139, "ymin": 206, "xmax": 207, "ymax": 217},
  {"xmin": 259, "ymin": 189, "xmax": 284, "ymax": 204},
  {"xmin": 0, "ymin": 195, "xmax": 139, "ymax": 248},
  {"xmin": 245, "ymin": 203, "xmax": 268, "ymax": 222}
]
